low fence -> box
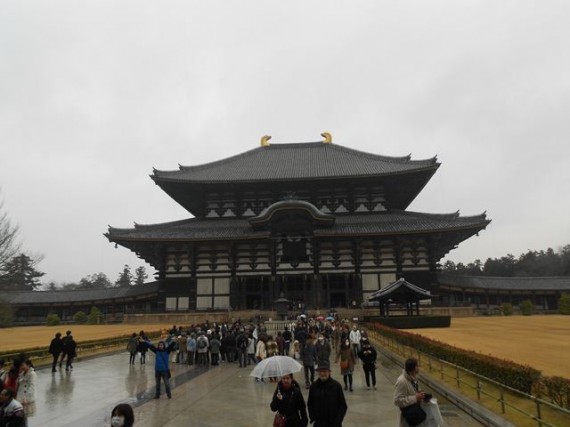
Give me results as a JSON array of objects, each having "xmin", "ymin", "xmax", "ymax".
[
  {"xmin": 365, "ymin": 325, "xmax": 570, "ymax": 427},
  {"xmin": 121, "ymin": 306, "xmax": 476, "ymax": 325},
  {"xmin": 0, "ymin": 330, "xmax": 163, "ymax": 367}
]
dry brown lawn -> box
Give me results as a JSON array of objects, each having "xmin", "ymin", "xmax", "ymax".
[
  {"xmin": 406, "ymin": 315, "xmax": 570, "ymax": 377},
  {"xmin": 0, "ymin": 323, "xmax": 171, "ymax": 353}
]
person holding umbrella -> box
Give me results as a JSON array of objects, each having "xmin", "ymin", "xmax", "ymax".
[
  {"xmin": 250, "ymin": 355, "xmax": 303, "ymax": 382},
  {"xmin": 270, "ymin": 373, "xmax": 308, "ymax": 427}
]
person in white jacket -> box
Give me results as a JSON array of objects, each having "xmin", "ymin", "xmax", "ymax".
[
  {"xmin": 17, "ymin": 359, "xmax": 37, "ymax": 418},
  {"xmin": 348, "ymin": 325, "xmax": 361, "ymax": 362}
]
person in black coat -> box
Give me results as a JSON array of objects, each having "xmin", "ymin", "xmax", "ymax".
[
  {"xmin": 357, "ymin": 338, "xmax": 378, "ymax": 390},
  {"xmin": 64, "ymin": 335, "xmax": 77, "ymax": 371},
  {"xmin": 270, "ymin": 374, "xmax": 308, "ymax": 427},
  {"xmin": 58, "ymin": 330, "xmax": 72, "ymax": 369},
  {"xmin": 137, "ymin": 330, "xmax": 148, "ymax": 364},
  {"xmin": 307, "ymin": 361, "xmax": 347, "ymax": 427},
  {"xmin": 48, "ymin": 332, "xmax": 64, "ymax": 373}
]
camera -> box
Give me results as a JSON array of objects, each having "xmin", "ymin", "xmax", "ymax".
[{"xmin": 424, "ymin": 393, "xmax": 432, "ymax": 402}]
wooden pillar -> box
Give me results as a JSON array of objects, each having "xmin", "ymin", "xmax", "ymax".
[
  {"xmin": 344, "ymin": 273, "xmax": 350, "ymax": 309},
  {"xmin": 269, "ymin": 275, "xmax": 276, "ymax": 310},
  {"xmin": 302, "ymin": 275, "xmax": 307, "ymax": 308},
  {"xmin": 324, "ymin": 274, "xmax": 330, "ymax": 309},
  {"xmin": 394, "ymin": 238, "xmax": 403, "ymax": 278},
  {"xmin": 313, "ymin": 274, "xmax": 321, "ymax": 310},
  {"xmin": 270, "ymin": 240, "xmax": 277, "ymax": 276}
]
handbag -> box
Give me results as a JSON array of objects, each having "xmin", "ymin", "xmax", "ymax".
[
  {"xmin": 340, "ymin": 360, "xmax": 349, "ymax": 370},
  {"xmin": 401, "ymin": 403, "xmax": 426, "ymax": 426},
  {"xmin": 273, "ymin": 412, "xmax": 286, "ymax": 427}
]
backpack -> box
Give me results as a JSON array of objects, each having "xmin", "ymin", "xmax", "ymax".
[
  {"xmin": 198, "ymin": 338, "xmax": 207, "ymax": 349},
  {"xmin": 238, "ymin": 335, "xmax": 248, "ymax": 349}
]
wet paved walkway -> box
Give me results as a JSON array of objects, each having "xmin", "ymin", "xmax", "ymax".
[{"xmin": 30, "ymin": 350, "xmax": 483, "ymax": 427}]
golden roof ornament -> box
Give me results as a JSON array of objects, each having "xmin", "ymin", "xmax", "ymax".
[
  {"xmin": 260, "ymin": 135, "xmax": 272, "ymax": 147},
  {"xmin": 321, "ymin": 132, "xmax": 332, "ymax": 144}
]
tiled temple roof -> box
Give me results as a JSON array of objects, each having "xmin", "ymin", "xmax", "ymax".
[
  {"xmin": 369, "ymin": 278, "xmax": 432, "ymax": 301},
  {"xmin": 437, "ymin": 273, "xmax": 570, "ymax": 291},
  {"xmin": 152, "ymin": 142, "xmax": 439, "ymax": 183},
  {"xmin": 107, "ymin": 210, "xmax": 489, "ymax": 241},
  {"xmin": 2, "ymin": 281, "xmax": 159, "ymax": 305}
]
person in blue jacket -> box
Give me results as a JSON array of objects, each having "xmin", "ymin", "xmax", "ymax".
[{"xmin": 142, "ymin": 339, "xmax": 176, "ymax": 399}]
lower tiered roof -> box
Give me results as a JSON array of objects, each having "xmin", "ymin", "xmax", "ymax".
[{"xmin": 106, "ymin": 210, "xmax": 490, "ymax": 263}]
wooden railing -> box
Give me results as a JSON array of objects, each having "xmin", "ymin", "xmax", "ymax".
[
  {"xmin": 364, "ymin": 325, "xmax": 570, "ymax": 427},
  {"xmin": 0, "ymin": 330, "xmax": 162, "ymax": 367}
]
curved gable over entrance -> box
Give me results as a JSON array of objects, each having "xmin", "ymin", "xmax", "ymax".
[{"xmin": 248, "ymin": 199, "xmax": 335, "ymax": 235}]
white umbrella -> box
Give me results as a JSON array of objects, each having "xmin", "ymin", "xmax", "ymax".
[{"xmin": 250, "ymin": 355, "xmax": 303, "ymax": 379}]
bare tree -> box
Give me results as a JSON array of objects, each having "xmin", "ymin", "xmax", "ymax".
[{"xmin": 0, "ymin": 194, "xmax": 21, "ymax": 271}]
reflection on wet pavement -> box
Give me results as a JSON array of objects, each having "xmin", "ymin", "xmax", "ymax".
[{"xmin": 29, "ymin": 350, "xmax": 482, "ymax": 427}]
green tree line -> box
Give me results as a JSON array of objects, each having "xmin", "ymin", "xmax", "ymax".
[
  {"xmin": 443, "ymin": 245, "xmax": 570, "ymax": 276},
  {"xmin": 45, "ymin": 265, "xmax": 149, "ymax": 291}
]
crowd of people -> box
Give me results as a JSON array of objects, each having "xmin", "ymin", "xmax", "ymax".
[
  {"xmin": 0, "ymin": 355, "xmax": 37, "ymax": 427},
  {"xmin": 0, "ymin": 315, "xmax": 439, "ymax": 427},
  {"xmin": 0, "ymin": 329, "xmax": 80, "ymax": 426},
  {"xmin": 262, "ymin": 314, "xmax": 382, "ymax": 426},
  {"xmin": 116, "ymin": 315, "xmax": 379, "ymax": 426}
]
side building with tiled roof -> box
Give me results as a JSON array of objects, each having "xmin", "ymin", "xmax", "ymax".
[
  {"xmin": 437, "ymin": 273, "xmax": 570, "ymax": 310},
  {"xmin": 2, "ymin": 282, "xmax": 160, "ymax": 323},
  {"xmin": 106, "ymin": 135, "xmax": 491, "ymax": 312}
]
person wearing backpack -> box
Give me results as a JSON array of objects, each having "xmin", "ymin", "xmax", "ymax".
[{"xmin": 196, "ymin": 332, "xmax": 209, "ymax": 366}]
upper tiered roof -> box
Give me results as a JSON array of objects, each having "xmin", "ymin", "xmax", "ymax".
[
  {"xmin": 151, "ymin": 141, "xmax": 440, "ymax": 215},
  {"xmin": 153, "ymin": 142, "xmax": 439, "ymax": 183}
]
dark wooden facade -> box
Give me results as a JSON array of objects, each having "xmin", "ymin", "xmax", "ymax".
[{"xmin": 107, "ymin": 139, "xmax": 490, "ymax": 311}]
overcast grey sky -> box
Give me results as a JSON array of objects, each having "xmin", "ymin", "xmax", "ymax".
[{"xmin": 1, "ymin": 1, "xmax": 569, "ymax": 285}]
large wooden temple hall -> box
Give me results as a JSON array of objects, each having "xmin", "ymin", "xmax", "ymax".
[{"xmin": 106, "ymin": 134, "xmax": 490, "ymax": 312}]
